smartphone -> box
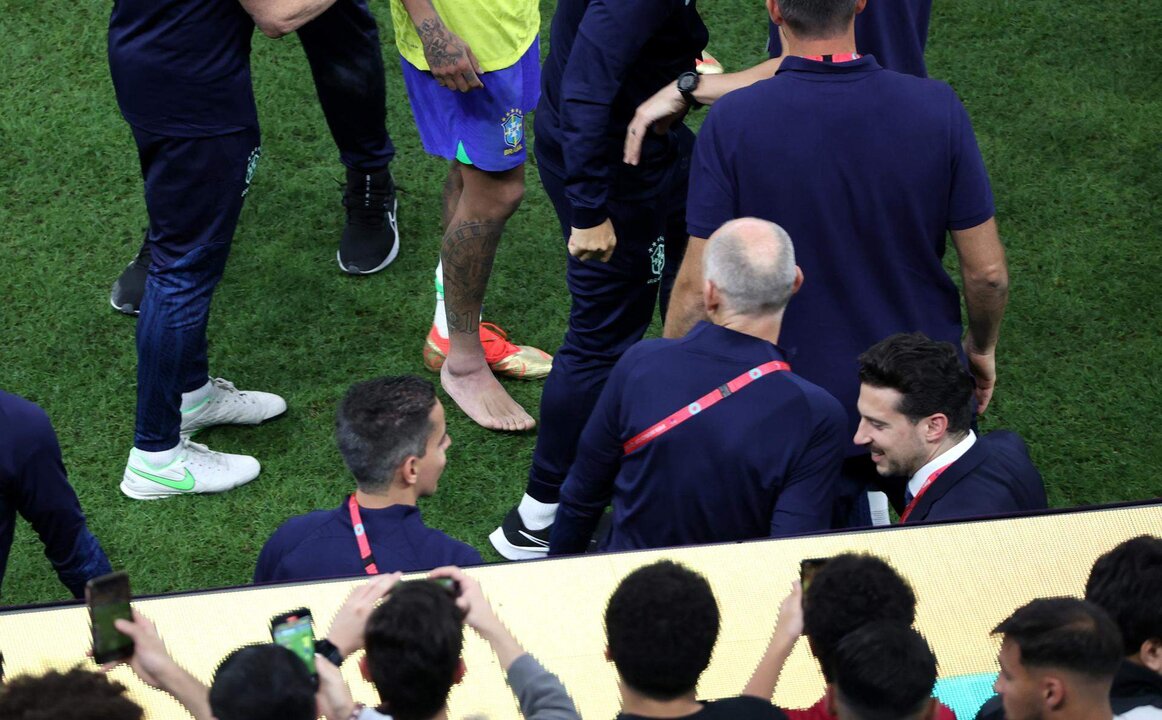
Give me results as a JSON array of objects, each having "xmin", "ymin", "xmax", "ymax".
[
  {"xmin": 270, "ymin": 608, "xmax": 317, "ymax": 678},
  {"xmin": 87, "ymin": 571, "xmax": 134, "ymax": 664},
  {"xmin": 800, "ymin": 558, "xmax": 830, "ymax": 593},
  {"xmin": 429, "ymin": 577, "xmax": 461, "ymax": 597}
]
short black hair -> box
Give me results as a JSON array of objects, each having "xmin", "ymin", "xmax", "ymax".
[
  {"xmin": 336, "ymin": 376, "xmax": 437, "ymax": 491},
  {"xmin": 209, "ymin": 644, "xmax": 316, "ymax": 720},
  {"xmin": 858, "ymin": 332, "xmax": 975, "ymax": 435},
  {"xmin": 776, "ymin": 0, "xmax": 860, "ymax": 39},
  {"xmin": 0, "ymin": 667, "xmax": 143, "ymax": 720},
  {"xmin": 832, "ymin": 622, "xmax": 938, "ymax": 720},
  {"xmin": 992, "ymin": 597, "xmax": 1123, "ymax": 680},
  {"xmin": 803, "ymin": 553, "xmax": 917, "ymax": 682},
  {"xmin": 605, "ymin": 561, "xmax": 721, "ymax": 700},
  {"xmin": 364, "ymin": 581, "xmax": 465, "ymax": 720},
  {"xmin": 1085, "ymin": 535, "xmax": 1162, "ymax": 654}
]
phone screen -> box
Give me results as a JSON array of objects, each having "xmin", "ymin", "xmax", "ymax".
[
  {"xmin": 87, "ymin": 572, "xmax": 134, "ymax": 664},
  {"xmin": 800, "ymin": 558, "xmax": 829, "ymax": 593},
  {"xmin": 271, "ymin": 612, "xmax": 317, "ymax": 676}
]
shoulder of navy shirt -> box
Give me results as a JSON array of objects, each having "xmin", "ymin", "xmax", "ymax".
[
  {"xmin": 556, "ymin": 322, "xmax": 847, "ymax": 554},
  {"xmin": 254, "ymin": 501, "xmax": 483, "ymax": 584},
  {"xmin": 906, "ymin": 431, "xmax": 1047, "ymax": 524}
]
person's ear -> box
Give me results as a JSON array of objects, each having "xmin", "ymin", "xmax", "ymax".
[
  {"xmin": 792, "ymin": 265, "xmax": 804, "ymax": 295},
  {"xmin": 400, "ymin": 455, "xmax": 420, "ymax": 487},
  {"xmin": 924, "ymin": 413, "xmax": 949, "ymax": 444},
  {"xmin": 453, "ymin": 658, "xmax": 467, "ymax": 685},
  {"xmin": 1043, "ymin": 675, "xmax": 1067, "ymax": 712},
  {"xmin": 1140, "ymin": 638, "xmax": 1162, "ymax": 674},
  {"xmin": 825, "ymin": 684, "xmax": 838, "ymax": 716},
  {"xmin": 359, "ymin": 654, "xmax": 371, "ymax": 682},
  {"xmin": 604, "ymin": 646, "xmax": 613, "ymax": 663},
  {"xmin": 768, "ymin": 0, "xmax": 783, "ymax": 25},
  {"xmin": 703, "ymin": 279, "xmax": 721, "ymax": 315},
  {"xmin": 854, "ymin": 0, "xmax": 868, "ymax": 16}
]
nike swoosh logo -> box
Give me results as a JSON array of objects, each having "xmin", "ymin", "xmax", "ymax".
[
  {"xmin": 518, "ymin": 530, "xmax": 550, "ymax": 547},
  {"xmin": 128, "ymin": 466, "xmax": 196, "ymax": 491}
]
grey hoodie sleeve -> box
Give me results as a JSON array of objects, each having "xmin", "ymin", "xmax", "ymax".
[{"xmin": 506, "ymin": 653, "xmax": 581, "ymax": 720}]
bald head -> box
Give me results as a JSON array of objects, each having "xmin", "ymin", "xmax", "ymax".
[{"xmin": 703, "ymin": 218, "xmax": 798, "ymax": 317}]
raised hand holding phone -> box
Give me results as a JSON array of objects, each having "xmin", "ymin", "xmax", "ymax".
[{"xmin": 87, "ymin": 571, "xmax": 134, "ymax": 664}]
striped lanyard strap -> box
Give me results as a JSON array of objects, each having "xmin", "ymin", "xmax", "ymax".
[
  {"xmin": 347, "ymin": 494, "xmax": 379, "ymax": 575},
  {"xmin": 622, "ymin": 359, "xmax": 791, "ymax": 456},
  {"xmin": 899, "ymin": 464, "xmax": 952, "ymax": 523}
]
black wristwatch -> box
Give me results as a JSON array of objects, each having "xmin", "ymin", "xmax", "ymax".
[
  {"xmin": 676, "ymin": 71, "xmax": 703, "ymax": 108},
  {"xmin": 315, "ymin": 638, "xmax": 344, "ymax": 667}
]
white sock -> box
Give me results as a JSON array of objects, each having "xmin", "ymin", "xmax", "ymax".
[
  {"xmin": 433, "ymin": 262, "xmax": 449, "ymax": 339},
  {"xmin": 181, "ymin": 379, "xmax": 213, "ymax": 412},
  {"xmin": 135, "ymin": 443, "xmax": 181, "ymax": 468},
  {"xmin": 518, "ymin": 494, "xmax": 558, "ymax": 530}
]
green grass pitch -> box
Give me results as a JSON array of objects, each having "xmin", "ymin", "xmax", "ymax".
[{"xmin": 0, "ymin": 0, "xmax": 1158, "ymax": 606}]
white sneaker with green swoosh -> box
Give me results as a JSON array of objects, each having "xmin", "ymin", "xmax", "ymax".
[{"xmin": 121, "ymin": 438, "xmax": 260, "ymax": 500}]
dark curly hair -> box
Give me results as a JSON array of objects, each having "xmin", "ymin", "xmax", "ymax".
[
  {"xmin": 1085, "ymin": 535, "xmax": 1162, "ymax": 655},
  {"xmin": 364, "ymin": 581, "xmax": 465, "ymax": 720},
  {"xmin": 605, "ymin": 561, "xmax": 721, "ymax": 700},
  {"xmin": 0, "ymin": 666, "xmax": 143, "ymax": 720},
  {"xmin": 802, "ymin": 553, "xmax": 917, "ymax": 681},
  {"xmin": 858, "ymin": 332, "xmax": 976, "ymax": 435}
]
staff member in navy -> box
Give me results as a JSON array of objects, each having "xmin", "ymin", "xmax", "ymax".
[
  {"xmin": 666, "ymin": 0, "xmax": 1010, "ymax": 527},
  {"xmin": 854, "ymin": 333, "xmax": 1046, "ymax": 524},
  {"xmin": 107, "ymin": 0, "xmax": 369, "ymax": 497},
  {"xmin": 550, "ymin": 219, "xmax": 846, "ymax": 555},
  {"xmin": 109, "ymin": 0, "xmax": 403, "ymax": 315},
  {"xmin": 489, "ymin": 0, "xmax": 710, "ymax": 559}
]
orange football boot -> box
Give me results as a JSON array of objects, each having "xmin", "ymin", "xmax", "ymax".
[{"xmin": 423, "ymin": 322, "xmax": 553, "ymax": 380}]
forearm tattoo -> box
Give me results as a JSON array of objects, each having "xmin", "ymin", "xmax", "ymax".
[
  {"xmin": 416, "ymin": 18, "xmax": 465, "ymax": 70},
  {"xmin": 442, "ymin": 219, "xmax": 504, "ymax": 334}
]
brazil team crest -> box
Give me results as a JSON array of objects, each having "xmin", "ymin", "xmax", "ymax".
[
  {"xmin": 501, "ymin": 108, "xmax": 524, "ymax": 155},
  {"xmin": 648, "ymin": 236, "xmax": 665, "ymax": 284}
]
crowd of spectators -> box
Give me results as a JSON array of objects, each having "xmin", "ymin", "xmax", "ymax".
[{"xmin": 2, "ymin": 535, "xmax": 1158, "ymax": 720}]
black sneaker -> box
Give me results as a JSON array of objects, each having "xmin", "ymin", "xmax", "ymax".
[
  {"xmin": 110, "ymin": 238, "xmax": 151, "ymax": 316},
  {"xmin": 489, "ymin": 506, "xmax": 551, "ymax": 560},
  {"xmin": 338, "ymin": 168, "xmax": 400, "ymax": 274}
]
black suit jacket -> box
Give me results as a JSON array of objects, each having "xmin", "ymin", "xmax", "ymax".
[{"xmin": 906, "ymin": 430, "xmax": 1047, "ymax": 524}]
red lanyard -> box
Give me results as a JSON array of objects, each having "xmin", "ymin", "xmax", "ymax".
[
  {"xmin": 803, "ymin": 52, "xmax": 862, "ymax": 63},
  {"xmin": 347, "ymin": 494, "xmax": 379, "ymax": 575},
  {"xmin": 899, "ymin": 464, "xmax": 951, "ymax": 523},
  {"xmin": 622, "ymin": 360, "xmax": 791, "ymax": 455}
]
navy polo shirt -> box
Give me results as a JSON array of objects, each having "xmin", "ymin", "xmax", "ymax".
[
  {"xmin": 686, "ymin": 56, "xmax": 994, "ymax": 445},
  {"xmin": 767, "ymin": 0, "xmax": 933, "ymax": 77},
  {"xmin": 0, "ymin": 391, "xmax": 112, "ymax": 599},
  {"xmin": 550, "ymin": 322, "xmax": 846, "ymax": 555},
  {"xmin": 535, "ymin": 0, "xmax": 708, "ymax": 228},
  {"xmin": 108, "ymin": 0, "xmax": 257, "ymax": 136},
  {"xmin": 254, "ymin": 501, "xmax": 483, "ymax": 584}
]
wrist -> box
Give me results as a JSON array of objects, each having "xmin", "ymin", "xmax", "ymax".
[{"xmin": 318, "ymin": 638, "xmax": 346, "ymax": 666}]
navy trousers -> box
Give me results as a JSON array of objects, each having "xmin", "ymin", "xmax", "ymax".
[
  {"xmin": 133, "ymin": 127, "xmax": 260, "ymax": 451},
  {"xmin": 298, "ymin": 0, "xmax": 395, "ymax": 171},
  {"xmin": 526, "ymin": 138, "xmax": 691, "ymax": 503}
]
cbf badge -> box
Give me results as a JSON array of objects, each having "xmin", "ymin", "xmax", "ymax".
[
  {"xmin": 648, "ymin": 236, "xmax": 665, "ymax": 284},
  {"xmin": 501, "ymin": 108, "xmax": 524, "ymax": 156},
  {"xmin": 242, "ymin": 146, "xmax": 262, "ymax": 198}
]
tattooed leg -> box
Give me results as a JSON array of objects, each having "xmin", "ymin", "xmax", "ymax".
[
  {"xmin": 441, "ymin": 161, "xmax": 463, "ymax": 231},
  {"xmin": 440, "ymin": 163, "xmax": 533, "ymax": 431}
]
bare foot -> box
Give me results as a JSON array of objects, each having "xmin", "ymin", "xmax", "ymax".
[{"xmin": 441, "ymin": 360, "xmax": 535, "ymax": 432}]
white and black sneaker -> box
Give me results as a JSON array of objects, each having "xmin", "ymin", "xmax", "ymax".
[
  {"xmin": 181, "ymin": 377, "xmax": 287, "ymax": 436},
  {"xmin": 338, "ymin": 168, "xmax": 400, "ymax": 275},
  {"xmin": 110, "ymin": 237, "xmax": 150, "ymax": 316},
  {"xmin": 489, "ymin": 507, "xmax": 551, "ymax": 560}
]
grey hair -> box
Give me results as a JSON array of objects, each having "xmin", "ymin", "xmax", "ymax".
[{"xmin": 703, "ymin": 218, "xmax": 797, "ymax": 316}]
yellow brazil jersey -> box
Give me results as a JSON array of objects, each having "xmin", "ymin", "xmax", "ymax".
[{"xmin": 389, "ymin": 0, "xmax": 539, "ymax": 73}]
